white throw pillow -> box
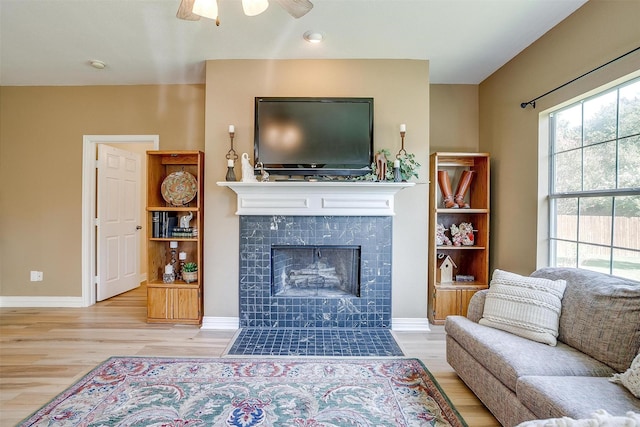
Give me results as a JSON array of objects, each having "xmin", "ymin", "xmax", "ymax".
[
  {"xmin": 610, "ymin": 353, "xmax": 640, "ymax": 398},
  {"xmin": 479, "ymin": 269, "xmax": 567, "ymax": 346},
  {"xmin": 515, "ymin": 410, "xmax": 640, "ymax": 427}
]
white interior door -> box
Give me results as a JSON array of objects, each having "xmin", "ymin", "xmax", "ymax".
[{"xmin": 97, "ymin": 145, "xmax": 141, "ymax": 301}]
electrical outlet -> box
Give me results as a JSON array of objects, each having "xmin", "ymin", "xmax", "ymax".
[{"xmin": 30, "ymin": 271, "xmax": 43, "ymax": 281}]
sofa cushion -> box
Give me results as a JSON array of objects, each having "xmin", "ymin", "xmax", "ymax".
[
  {"xmin": 479, "ymin": 269, "xmax": 567, "ymax": 346},
  {"xmin": 445, "ymin": 315, "xmax": 615, "ymax": 391},
  {"xmin": 611, "ymin": 353, "xmax": 640, "ymax": 398},
  {"xmin": 517, "ymin": 376, "xmax": 640, "ymax": 420},
  {"xmin": 531, "ymin": 268, "xmax": 640, "ymax": 372}
]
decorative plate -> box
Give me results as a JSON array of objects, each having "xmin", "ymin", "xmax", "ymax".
[{"xmin": 161, "ymin": 171, "xmax": 198, "ymax": 206}]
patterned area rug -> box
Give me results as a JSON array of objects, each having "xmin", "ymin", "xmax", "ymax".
[{"xmin": 19, "ymin": 357, "xmax": 467, "ymax": 427}]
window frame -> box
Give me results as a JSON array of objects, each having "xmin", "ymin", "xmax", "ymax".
[{"xmin": 547, "ymin": 77, "xmax": 640, "ymax": 280}]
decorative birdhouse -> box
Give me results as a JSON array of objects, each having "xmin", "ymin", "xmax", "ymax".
[{"xmin": 436, "ymin": 254, "xmax": 457, "ymax": 284}]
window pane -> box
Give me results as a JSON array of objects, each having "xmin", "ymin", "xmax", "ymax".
[
  {"xmin": 554, "ymin": 149, "xmax": 581, "ymax": 193},
  {"xmin": 618, "ymin": 135, "xmax": 640, "ymax": 188},
  {"xmin": 619, "ymin": 80, "xmax": 640, "ymax": 138},
  {"xmin": 553, "ymin": 198, "xmax": 577, "ymax": 240},
  {"xmin": 584, "ymin": 91, "xmax": 616, "ymax": 146},
  {"xmin": 613, "ymin": 195, "xmax": 640, "ymax": 250},
  {"xmin": 553, "ymin": 240, "xmax": 577, "ymax": 268},
  {"xmin": 554, "ymin": 105, "xmax": 582, "ymax": 152},
  {"xmin": 578, "ymin": 243, "xmax": 611, "ymax": 274},
  {"xmin": 612, "ymin": 248, "xmax": 640, "ymax": 282},
  {"xmin": 579, "ymin": 197, "xmax": 612, "ymax": 245},
  {"xmin": 548, "ymin": 77, "xmax": 640, "ymax": 278},
  {"xmin": 583, "ymin": 141, "xmax": 616, "ymax": 190}
]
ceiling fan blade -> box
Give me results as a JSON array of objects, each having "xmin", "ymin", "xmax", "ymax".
[
  {"xmin": 273, "ymin": 0, "xmax": 313, "ymax": 18},
  {"xmin": 176, "ymin": 0, "xmax": 201, "ymax": 21}
]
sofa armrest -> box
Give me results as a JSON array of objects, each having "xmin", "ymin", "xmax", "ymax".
[{"xmin": 466, "ymin": 289, "xmax": 488, "ymax": 322}]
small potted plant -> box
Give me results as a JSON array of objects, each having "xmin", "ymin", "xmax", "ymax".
[{"xmin": 182, "ymin": 262, "xmax": 198, "ymax": 283}]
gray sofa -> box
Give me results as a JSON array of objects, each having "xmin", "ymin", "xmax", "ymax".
[{"xmin": 445, "ymin": 267, "xmax": 640, "ymax": 427}]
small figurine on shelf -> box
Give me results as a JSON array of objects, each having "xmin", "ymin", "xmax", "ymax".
[
  {"xmin": 436, "ymin": 223, "xmax": 452, "ymax": 246},
  {"xmin": 450, "ymin": 222, "xmax": 475, "ymax": 246},
  {"xmin": 436, "ymin": 253, "xmax": 457, "ymax": 284},
  {"xmin": 257, "ymin": 162, "xmax": 270, "ymax": 182},
  {"xmin": 241, "ymin": 153, "xmax": 258, "ymax": 182},
  {"xmin": 179, "ymin": 212, "xmax": 193, "ymax": 229},
  {"xmin": 375, "ymin": 151, "xmax": 387, "ymax": 181}
]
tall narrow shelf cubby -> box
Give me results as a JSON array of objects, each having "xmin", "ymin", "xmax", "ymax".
[
  {"xmin": 146, "ymin": 151, "xmax": 204, "ymax": 325},
  {"xmin": 428, "ymin": 152, "xmax": 490, "ymax": 325}
]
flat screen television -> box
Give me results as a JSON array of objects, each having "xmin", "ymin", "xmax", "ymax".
[{"xmin": 254, "ymin": 97, "xmax": 374, "ymax": 177}]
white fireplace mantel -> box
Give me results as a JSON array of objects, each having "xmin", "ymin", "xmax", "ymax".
[{"xmin": 217, "ymin": 181, "xmax": 415, "ymax": 216}]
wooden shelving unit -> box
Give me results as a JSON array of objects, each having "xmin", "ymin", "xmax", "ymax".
[
  {"xmin": 146, "ymin": 151, "xmax": 204, "ymax": 325},
  {"xmin": 428, "ymin": 152, "xmax": 490, "ymax": 325}
]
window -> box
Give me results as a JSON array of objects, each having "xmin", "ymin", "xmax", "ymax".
[{"xmin": 549, "ymin": 78, "xmax": 640, "ymax": 282}]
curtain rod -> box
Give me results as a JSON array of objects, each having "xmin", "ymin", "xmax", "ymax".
[{"xmin": 520, "ymin": 46, "xmax": 640, "ymax": 109}]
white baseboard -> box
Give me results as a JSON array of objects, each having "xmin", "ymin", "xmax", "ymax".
[
  {"xmin": 200, "ymin": 316, "xmax": 430, "ymax": 331},
  {"xmin": 201, "ymin": 316, "xmax": 240, "ymax": 330},
  {"xmin": 0, "ymin": 296, "xmax": 85, "ymax": 308},
  {"xmin": 391, "ymin": 318, "xmax": 431, "ymax": 331}
]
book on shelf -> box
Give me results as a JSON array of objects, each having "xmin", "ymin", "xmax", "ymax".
[
  {"xmin": 171, "ymin": 227, "xmax": 198, "ymax": 238},
  {"xmin": 152, "ymin": 212, "xmax": 178, "ymax": 238}
]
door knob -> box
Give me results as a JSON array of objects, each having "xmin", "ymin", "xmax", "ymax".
[{"xmin": 136, "ymin": 225, "xmax": 142, "ymax": 230}]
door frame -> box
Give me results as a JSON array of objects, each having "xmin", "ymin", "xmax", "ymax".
[{"xmin": 81, "ymin": 135, "xmax": 159, "ymax": 307}]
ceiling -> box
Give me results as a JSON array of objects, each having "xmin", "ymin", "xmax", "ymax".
[{"xmin": 0, "ymin": 0, "xmax": 588, "ymax": 86}]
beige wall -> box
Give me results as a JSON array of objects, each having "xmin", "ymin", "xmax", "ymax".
[
  {"xmin": 203, "ymin": 59, "xmax": 431, "ymax": 320},
  {"xmin": 0, "ymin": 85, "xmax": 205, "ymax": 297},
  {"xmin": 430, "ymin": 84, "xmax": 479, "ymax": 152},
  {"xmin": 479, "ymin": 0, "xmax": 640, "ymax": 275}
]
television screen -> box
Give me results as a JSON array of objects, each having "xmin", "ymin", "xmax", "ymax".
[{"xmin": 254, "ymin": 97, "xmax": 373, "ymax": 177}]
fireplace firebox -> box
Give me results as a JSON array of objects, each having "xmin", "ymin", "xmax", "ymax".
[{"xmin": 271, "ymin": 245, "xmax": 361, "ymax": 298}]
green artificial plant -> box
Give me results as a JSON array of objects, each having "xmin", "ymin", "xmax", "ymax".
[
  {"xmin": 182, "ymin": 262, "xmax": 198, "ymax": 273},
  {"xmin": 359, "ymin": 149, "xmax": 420, "ymax": 182}
]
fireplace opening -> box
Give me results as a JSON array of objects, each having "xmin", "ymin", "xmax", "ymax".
[{"xmin": 271, "ymin": 245, "xmax": 361, "ymax": 297}]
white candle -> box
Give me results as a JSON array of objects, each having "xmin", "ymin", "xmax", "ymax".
[
  {"xmin": 165, "ymin": 264, "xmax": 173, "ymax": 274},
  {"xmin": 400, "ymin": 124, "xmax": 406, "ymax": 132},
  {"xmin": 179, "ymin": 251, "xmax": 187, "ymax": 260},
  {"xmin": 170, "ymin": 241, "xmax": 178, "ymax": 249},
  {"xmin": 229, "ymin": 125, "xmax": 235, "ymax": 133},
  {"xmin": 227, "ymin": 159, "xmax": 234, "ymax": 167},
  {"xmin": 394, "ymin": 159, "xmax": 400, "ymax": 168}
]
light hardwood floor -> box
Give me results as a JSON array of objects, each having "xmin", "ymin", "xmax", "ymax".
[{"xmin": 0, "ymin": 284, "xmax": 500, "ymax": 426}]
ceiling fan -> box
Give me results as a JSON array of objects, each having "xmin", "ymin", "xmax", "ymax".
[{"xmin": 177, "ymin": 0, "xmax": 314, "ymax": 24}]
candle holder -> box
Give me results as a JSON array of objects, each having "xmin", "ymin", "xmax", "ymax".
[
  {"xmin": 170, "ymin": 241, "xmax": 178, "ymax": 276},
  {"xmin": 396, "ymin": 130, "xmax": 407, "ymax": 159},
  {"xmin": 225, "ymin": 129, "xmax": 238, "ymax": 181},
  {"xmin": 177, "ymin": 251, "xmax": 187, "ymax": 281}
]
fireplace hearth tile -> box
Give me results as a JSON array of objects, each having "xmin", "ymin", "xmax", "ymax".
[{"xmin": 226, "ymin": 328, "xmax": 404, "ymax": 357}]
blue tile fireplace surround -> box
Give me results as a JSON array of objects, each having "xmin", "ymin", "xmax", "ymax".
[{"xmin": 227, "ymin": 215, "xmax": 404, "ymax": 356}]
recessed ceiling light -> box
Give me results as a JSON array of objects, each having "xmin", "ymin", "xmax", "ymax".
[
  {"xmin": 89, "ymin": 60, "xmax": 106, "ymax": 70},
  {"xmin": 303, "ymin": 31, "xmax": 323, "ymax": 43}
]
